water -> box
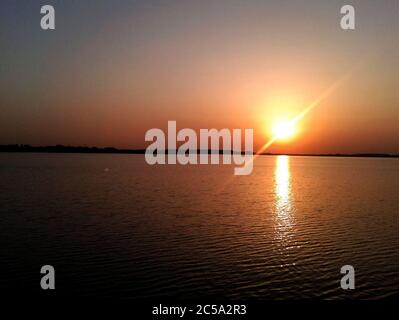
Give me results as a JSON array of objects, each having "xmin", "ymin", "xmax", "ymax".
[{"xmin": 0, "ymin": 153, "xmax": 398, "ymax": 299}]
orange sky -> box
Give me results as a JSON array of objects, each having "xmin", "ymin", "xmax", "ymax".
[{"xmin": 1, "ymin": 1, "xmax": 399, "ymax": 154}]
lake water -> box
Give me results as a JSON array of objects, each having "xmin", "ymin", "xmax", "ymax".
[{"xmin": 0, "ymin": 153, "xmax": 398, "ymax": 299}]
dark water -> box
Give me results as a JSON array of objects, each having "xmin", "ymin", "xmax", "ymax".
[{"xmin": 0, "ymin": 153, "xmax": 398, "ymax": 299}]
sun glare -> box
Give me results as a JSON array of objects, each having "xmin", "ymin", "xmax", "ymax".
[{"xmin": 272, "ymin": 121, "xmax": 296, "ymax": 141}]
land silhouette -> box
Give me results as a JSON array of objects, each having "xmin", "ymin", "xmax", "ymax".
[{"xmin": 1, "ymin": 144, "xmax": 398, "ymax": 158}]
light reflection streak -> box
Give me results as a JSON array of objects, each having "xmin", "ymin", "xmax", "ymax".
[{"xmin": 274, "ymin": 155, "xmax": 294, "ymax": 243}]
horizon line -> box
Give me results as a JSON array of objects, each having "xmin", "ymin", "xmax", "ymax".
[{"xmin": 1, "ymin": 144, "xmax": 398, "ymax": 158}]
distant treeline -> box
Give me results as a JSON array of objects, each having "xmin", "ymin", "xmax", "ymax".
[
  {"xmin": 0, "ymin": 145, "xmax": 243, "ymax": 155},
  {"xmin": 261, "ymin": 152, "xmax": 399, "ymax": 158},
  {"xmin": 0, "ymin": 144, "xmax": 398, "ymax": 158},
  {"xmin": 0, "ymin": 144, "xmax": 145, "ymax": 154}
]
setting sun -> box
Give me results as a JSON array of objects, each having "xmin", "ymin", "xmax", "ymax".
[{"xmin": 272, "ymin": 121, "xmax": 296, "ymax": 141}]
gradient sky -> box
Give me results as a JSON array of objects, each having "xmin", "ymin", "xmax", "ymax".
[{"xmin": 1, "ymin": 0, "xmax": 399, "ymax": 153}]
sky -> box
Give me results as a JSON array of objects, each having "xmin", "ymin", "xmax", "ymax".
[{"xmin": 1, "ymin": 0, "xmax": 399, "ymax": 154}]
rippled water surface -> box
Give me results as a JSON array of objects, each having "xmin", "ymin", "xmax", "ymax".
[{"xmin": 1, "ymin": 153, "xmax": 399, "ymax": 299}]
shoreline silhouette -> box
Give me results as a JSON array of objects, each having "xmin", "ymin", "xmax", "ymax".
[{"xmin": 1, "ymin": 144, "xmax": 398, "ymax": 158}]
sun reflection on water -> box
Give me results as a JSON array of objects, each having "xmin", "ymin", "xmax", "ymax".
[{"xmin": 274, "ymin": 155, "xmax": 295, "ymax": 246}]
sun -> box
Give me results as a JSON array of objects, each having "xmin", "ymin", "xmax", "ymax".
[{"xmin": 272, "ymin": 121, "xmax": 296, "ymax": 141}]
